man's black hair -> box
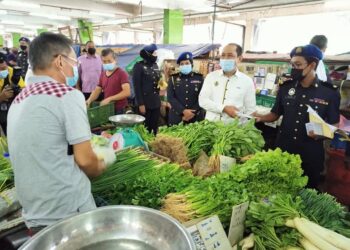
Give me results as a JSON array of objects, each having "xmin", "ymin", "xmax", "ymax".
[
  {"xmin": 310, "ymin": 35, "xmax": 328, "ymax": 50},
  {"xmin": 227, "ymin": 43, "xmax": 243, "ymax": 57},
  {"xmin": 29, "ymin": 32, "xmax": 72, "ymax": 72},
  {"xmin": 101, "ymin": 48, "xmax": 116, "ymax": 59}
]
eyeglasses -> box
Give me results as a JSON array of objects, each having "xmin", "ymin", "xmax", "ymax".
[{"xmin": 61, "ymin": 54, "xmax": 78, "ymax": 64}]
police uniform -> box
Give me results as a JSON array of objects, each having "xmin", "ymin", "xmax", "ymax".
[
  {"xmin": 271, "ymin": 45, "xmax": 340, "ymax": 188},
  {"xmin": 17, "ymin": 37, "xmax": 30, "ymax": 79},
  {"xmin": 133, "ymin": 44, "xmax": 161, "ymax": 134},
  {"xmin": 167, "ymin": 52, "xmax": 205, "ymax": 125}
]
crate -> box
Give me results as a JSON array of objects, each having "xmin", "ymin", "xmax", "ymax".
[
  {"xmin": 256, "ymin": 94, "xmax": 276, "ymax": 108},
  {"xmin": 87, "ymin": 102, "xmax": 115, "ymax": 128}
]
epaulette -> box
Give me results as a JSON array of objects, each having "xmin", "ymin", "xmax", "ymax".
[{"xmin": 321, "ymin": 81, "xmax": 338, "ymax": 90}]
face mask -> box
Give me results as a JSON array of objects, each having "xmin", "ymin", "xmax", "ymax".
[
  {"xmin": 65, "ymin": 66, "xmax": 79, "ymax": 87},
  {"xmin": 103, "ymin": 63, "xmax": 116, "ymax": 71},
  {"xmin": 150, "ymin": 55, "xmax": 157, "ymax": 64},
  {"xmin": 291, "ymin": 64, "xmax": 312, "ymax": 82},
  {"xmin": 0, "ymin": 70, "xmax": 9, "ymax": 79},
  {"xmin": 179, "ymin": 64, "xmax": 192, "ymax": 75},
  {"xmin": 20, "ymin": 45, "xmax": 27, "ymax": 51},
  {"xmin": 220, "ymin": 59, "xmax": 236, "ymax": 72},
  {"xmin": 87, "ymin": 48, "xmax": 96, "ymax": 55}
]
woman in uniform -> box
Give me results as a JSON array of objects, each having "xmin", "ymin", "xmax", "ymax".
[{"xmin": 167, "ymin": 52, "xmax": 205, "ymax": 125}]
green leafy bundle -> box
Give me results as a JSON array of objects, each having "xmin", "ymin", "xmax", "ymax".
[
  {"xmin": 246, "ymin": 194, "xmax": 303, "ymax": 250},
  {"xmin": 158, "ymin": 120, "xmax": 219, "ymax": 161},
  {"xmin": 133, "ymin": 124, "xmax": 155, "ymax": 143},
  {"xmin": 92, "ymin": 148, "xmax": 199, "ymax": 208},
  {"xmin": 210, "ymin": 119, "xmax": 265, "ymax": 159},
  {"xmin": 228, "ymin": 148, "xmax": 308, "ymax": 199},
  {"xmin": 299, "ymin": 189, "xmax": 350, "ymax": 237},
  {"xmin": 162, "ymin": 149, "xmax": 307, "ymax": 226},
  {"xmin": 0, "ymin": 155, "xmax": 13, "ymax": 192}
]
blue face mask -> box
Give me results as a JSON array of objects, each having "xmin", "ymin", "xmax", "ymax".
[
  {"xmin": 65, "ymin": 66, "xmax": 79, "ymax": 87},
  {"xmin": 0, "ymin": 70, "xmax": 9, "ymax": 79},
  {"xmin": 103, "ymin": 63, "xmax": 115, "ymax": 71},
  {"xmin": 220, "ymin": 59, "xmax": 236, "ymax": 72},
  {"xmin": 179, "ymin": 64, "xmax": 192, "ymax": 75}
]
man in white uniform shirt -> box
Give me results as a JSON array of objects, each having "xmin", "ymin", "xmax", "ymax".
[{"xmin": 199, "ymin": 43, "xmax": 256, "ymax": 123}]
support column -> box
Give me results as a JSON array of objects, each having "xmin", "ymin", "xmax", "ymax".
[
  {"xmin": 12, "ymin": 33, "xmax": 21, "ymax": 48},
  {"xmin": 78, "ymin": 20, "xmax": 93, "ymax": 44},
  {"xmin": 243, "ymin": 19, "xmax": 258, "ymax": 51},
  {"xmin": 163, "ymin": 9, "xmax": 183, "ymax": 44},
  {"xmin": 37, "ymin": 28, "xmax": 48, "ymax": 35}
]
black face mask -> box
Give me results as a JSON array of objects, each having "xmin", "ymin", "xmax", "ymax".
[
  {"xmin": 87, "ymin": 48, "xmax": 96, "ymax": 55},
  {"xmin": 20, "ymin": 45, "xmax": 27, "ymax": 51},
  {"xmin": 140, "ymin": 49, "xmax": 157, "ymax": 64},
  {"xmin": 149, "ymin": 55, "xmax": 157, "ymax": 64}
]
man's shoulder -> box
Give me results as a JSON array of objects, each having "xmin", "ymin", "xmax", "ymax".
[
  {"xmin": 205, "ymin": 69, "xmax": 221, "ymax": 79},
  {"xmin": 319, "ymin": 80, "xmax": 338, "ymax": 91},
  {"xmin": 237, "ymin": 71, "xmax": 253, "ymax": 83}
]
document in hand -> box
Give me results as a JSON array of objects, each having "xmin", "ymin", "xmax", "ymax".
[{"xmin": 305, "ymin": 105, "xmax": 338, "ymax": 139}]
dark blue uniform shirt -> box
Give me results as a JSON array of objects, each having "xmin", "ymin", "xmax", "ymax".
[
  {"xmin": 167, "ymin": 72, "xmax": 205, "ymax": 125},
  {"xmin": 271, "ymin": 77, "xmax": 340, "ymax": 187},
  {"xmin": 17, "ymin": 51, "xmax": 28, "ymax": 79},
  {"xmin": 132, "ymin": 60, "xmax": 161, "ymax": 110}
]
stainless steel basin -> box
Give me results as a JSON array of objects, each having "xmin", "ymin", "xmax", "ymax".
[
  {"xmin": 109, "ymin": 114, "xmax": 145, "ymax": 126},
  {"xmin": 20, "ymin": 206, "xmax": 195, "ymax": 250}
]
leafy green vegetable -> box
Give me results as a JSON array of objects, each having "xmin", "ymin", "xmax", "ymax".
[
  {"xmin": 162, "ymin": 149, "xmax": 307, "ymax": 227},
  {"xmin": 134, "ymin": 124, "xmax": 155, "ymax": 144},
  {"xmin": 299, "ymin": 189, "xmax": 350, "ymax": 237},
  {"xmin": 0, "ymin": 155, "xmax": 13, "ymax": 192},
  {"xmin": 210, "ymin": 119, "xmax": 264, "ymax": 159},
  {"xmin": 92, "ymin": 148, "xmax": 199, "ymax": 208},
  {"xmin": 246, "ymin": 194, "xmax": 303, "ymax": 250},
  {"xmin": 158, "ymin": 120, "xmax": 219, "ymax": 162}
]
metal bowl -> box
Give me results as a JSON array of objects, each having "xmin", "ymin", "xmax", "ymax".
[
  {"xmin": 20, "ymin": 206, "xmax": 195, "ymax": 250},
  {"xmin": 109, "ymin": 114, "xmax": 145, "ymax": 126}
]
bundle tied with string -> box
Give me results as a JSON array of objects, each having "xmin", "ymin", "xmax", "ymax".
[{"xmin": 149, "ymin": 134, "xmax": 191, "ymax": 169}]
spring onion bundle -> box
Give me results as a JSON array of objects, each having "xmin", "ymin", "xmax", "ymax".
[{"xmin": 91, "ymin": 148, "xmax": 199, "ymax": 208}]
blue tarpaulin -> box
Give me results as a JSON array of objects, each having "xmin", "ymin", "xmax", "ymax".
[{"xmin": 110, "ymin": 44, "xmax": 221, "ymax": 70}]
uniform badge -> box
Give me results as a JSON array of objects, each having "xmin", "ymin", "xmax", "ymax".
[
  {"xmin": 195, "ymin": 87, "xmax": 199, "ymax": 92},
  {"xmin": 214, "ymin": 81, "xmax": 219, "ymax": 86},
  {"xmin": 288, "ymin": 88, "xmax": 295, "ymax": 96}
]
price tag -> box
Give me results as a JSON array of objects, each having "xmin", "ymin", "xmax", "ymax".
[
  {"xmin": 187, "ymin": 225, "xmax": 207, "ymax": 250},
  {"xmin": 219, "ymin": 155, "xmax": 236, "ymax": 173},
  {"xmin": 197, "ymin": 215, "xmax": 232, "ymax": 250},
  {"xmin": 228, "ymin": 202, "xmax": 249, "ymax": 246}
]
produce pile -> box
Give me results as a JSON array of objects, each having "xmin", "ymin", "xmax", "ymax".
[
  {"xmin": 92, "ymin": 148, "xmax": 200, "ymax": 209},
  {"xmin": 157, "ymin": 120, "xmax": 218, "ymax": 162},
  {"xmin": 246, "ymin": 189, "xmax": 350, "ymax": 250},
  {"xmin": 0, "ymin": 137, "xmax": 13, "ymax": 192},
  {"xmin": 162, "ymin": 149, "xmax": 307, "ymax": 226},
  {"xmin": 152, "ymin": 119, "xmax": 264, "ymax": 169}
]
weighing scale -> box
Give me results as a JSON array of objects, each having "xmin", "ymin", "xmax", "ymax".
[{"xmin": 108, "ymin": 114, "xmax": 148, "ymax": 150}]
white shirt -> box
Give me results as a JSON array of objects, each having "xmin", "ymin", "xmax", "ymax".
[
  {"xmin": 316, "ymin": 60, "xmax": 327, "ymax": 82},
  {"xmin": 199, "ymin": 69, "xmax": 256, "ymax": 123}
]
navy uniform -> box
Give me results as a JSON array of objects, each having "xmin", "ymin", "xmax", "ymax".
[
  {"xmin": 17, "ymin": 37, "xmax": 30, "ymax": 79},
  {"xmin": 271, "ymin": 45, "xmax": 340, "ymax": 188},
  {"xmin": 133, "ymin": 44, "xmax": 161, "ymax": 134},
  {"xmin": 167, "ymin": 52, "xmax": 205, "ymax": 125}
]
